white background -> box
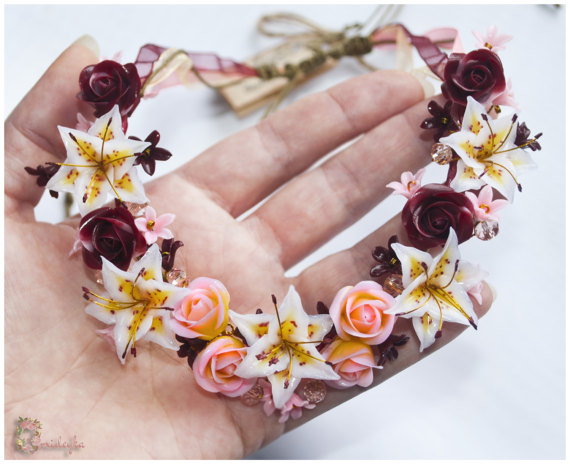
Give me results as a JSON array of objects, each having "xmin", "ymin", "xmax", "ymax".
[{"xmin": 4, "ymin": 4, "xmax": 565, "ymax": 460}]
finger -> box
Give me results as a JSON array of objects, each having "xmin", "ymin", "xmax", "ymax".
[
  {"xmin": 178, "ymin": 70, "xmax": 425, "ymax": 217},
  {"xmin": 5, "ymin": 35, "xmax": 99, "ymax": 220},
  {"xmin": 244, "ymin": 97, "xmax": 439, "ymax": 270}
]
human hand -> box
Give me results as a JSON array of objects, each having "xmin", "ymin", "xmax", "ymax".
[{"xmin": 5, "ymin": 37, "xmax": 492, "ymax": 459}]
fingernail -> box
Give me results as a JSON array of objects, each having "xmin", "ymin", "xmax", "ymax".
[
  {"xmin": 72, "ymin": 34, "xmax": 99, "ymax": 57},
  {"xmin": 410, "ymin": 69, "xmax": 435, "ymax": 100}
]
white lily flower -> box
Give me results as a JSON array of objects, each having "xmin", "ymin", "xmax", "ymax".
[
  {"xmin": 385, "ymin": 229, "xmax": 478, "ymax": 351},
  {"xmin": 84, "ymin": 244, "xmax": 187, "ymax": 363},
  {"xmin": 439, "ymin": 96, "xmax": 536, "ymax": 202},
  {"xmin": 230, "ymin": 286, "xmax": 339, "ymax": 408},
  {"xmin": 47, "ymin": 105, "xmax": 150, "ymax": 215}
]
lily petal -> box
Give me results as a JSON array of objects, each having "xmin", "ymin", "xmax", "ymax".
[
  {"xmin": 412, "ymin": 313, "xmax": 440, "ymax": 352},
  {"xmin": 144, "ymin": 311, "xmax": 179, "ymax": 351},
  {"xmin": 268, "ymin": 370, "xmax": 301, "ymax": 409},
  {"xmin": 427, "ymin": 229, "xmax": 461, "ymax": 288},
  {"xmin": 450, "ymin": 160, "xmax": 484, "ymax": 192},
  {"xmin": 114, "ymin": 308, "xmax": 154, "ymax": 364},
  {"xmin": 87, "ymin": 105, "xmax": 124, "ymax": 141},
  {"xmin": 228, "ymin": 310, "xmax": 273, "ymax": 345},
  {"xmin": 391, "ymin": 243, "xmax": 432, "ymax": 287},
  {"xmin": 130, "ymin": 243, "xmax": 163, "ymax": 281}
]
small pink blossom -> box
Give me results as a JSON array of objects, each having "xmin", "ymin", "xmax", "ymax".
[
  {"xmin": 258, "ymin": 379, "xmax": 315, "ymax": 422},
  {"xmin": 467, "ymin": 281, "xmax": 484, "ymax": 305},
  {"xmin": 473, "ymin": 26, "xmax": 512, "ymax": 52},
  {"xmin": 21, "ymin": 443, "xmax": 34, "ymax": 452},
  {"xmin": 134, "ymin": 206, "xmax": 175, "ymax": 245},
  {"xmin": 101, "ymin": 51, "xmax": 123, "ymax": 63},
  {"xmin": 386, "ymin": 168, "xmax": 426, "ymax": 199},
  {"xmin": 491, "ymin": 78, "xmax": 519, "ymax": 110},
  {"xmin": 75, "ymin": 112, "xmax": 94, "ymax": 132},
  {"xmin": 277, "ymin": 393, "xmax": 315, "ymax": 423},
  {"xmin": 95, "ymin": 325, "xmax": 116, "ymax": 349},
  {"xmin": 259, "ymin": 379, "xmax": 276, "ymax": 416},
  {"xmin": 465, "ymin": 185, "xmax": 508, "ymax": 221},
  {"xmin": 19, "ymin": 419, "xmax": 36, "ymax": 431}
]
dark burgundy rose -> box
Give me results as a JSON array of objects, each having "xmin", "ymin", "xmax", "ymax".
[
  {"xmin": 78, "ymin": 60, "xmax": 141, "ymax": 119},
  {"xmin": 441, "ymin": 49, "xmax": 506, "ymax": 106},
  {"xmin": 79, "ymin": 205, "xmax": 147, "ymax": 270},
  {"xmin": 402, "ymin": 184, "xmax": 474, "ymax": 250}
]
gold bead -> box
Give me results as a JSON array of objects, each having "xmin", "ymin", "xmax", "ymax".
[
  {"xmin": 383, "ymin": 274, "xmax": 404, "ymax": 297},
  {"xmin": 431, "ymin": 143, "xmax": 453, "ymax": 165}
]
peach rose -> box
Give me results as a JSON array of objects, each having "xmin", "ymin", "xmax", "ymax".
[
  {"xmin": 193, "ymin": 336, "xmax": 256, "ymax": 397},
  {"xmin": 329, "ymin": 280, "xmax": 396, "ymax": 345},
  {"xmin": 171, "ymin": 277, "xmax": 230, "ymax": 340},
  {"xmin": 321, "ymin": 337, "xmax": 378, "ymax": 389}
]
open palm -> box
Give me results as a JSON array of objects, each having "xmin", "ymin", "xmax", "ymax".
[{"xmin": 5, "ymin": 38, "xmax": 491, "ymax": 459}]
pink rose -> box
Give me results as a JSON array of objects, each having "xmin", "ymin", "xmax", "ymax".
[
  {"xmin": 171, "ymin": 277, "xmax": 230, "ymax": 340},
  {"xmin": 321, "ymin": 337, "xmax": 378, "ymax": 389},
  {"xmin": 193, "ymin": 336, "xmax": 256, "ymax": 397},
  {"xmin": 329, "ymin": 281, "xmax": 396, "ymax": 345}
]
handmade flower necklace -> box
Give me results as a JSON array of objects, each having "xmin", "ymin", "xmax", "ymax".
[{"xmin": 26, "ymin": 23, "xmax": 542, "ymax": 422}]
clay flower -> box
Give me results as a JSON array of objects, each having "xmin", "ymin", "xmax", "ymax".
[
  {"xmin": 328, "ymin": 281, "xmax": 396, "ymax": 345},
  {"xmin": 402, "ymin": 183, "xmax": 475, "ymax": 250},
  {"xmin": 229, "ymin": 286, "xmax": 339, "ymax": 408},
  {"xmin": 441, "ymin": 49, "xmax": 506, "ymax": 106},
  {"xmin": 473, "ymin": 26, "xmax": 513, "ymax": 53},
  {"xmin": 491, "ymin": 78, "xmax": 519, "ymax": 110},
  {"xmin": 440, "ymin": 96, "xmax": 536, "ymax": 201},
  {"xmin": 170, "ymin": 277, "xmax": 230, "ymax": 340},
  {"xmin": 46, "ymin": 105, "xmax": 150, "ymax": 215},
  {"xmin": 456, "ymin": 262, "xmax": 488, "ymax": 306},
  {"xmin": 135, "ymin": 206, "xmax": 175, "ymax": 245},
  {"xmin": 131, "ymin": 130, "xmax": 173, "ymax": 176},
  {"xmin": 84, "ymin": 244, "xmax": 186, "ymax": 363},
  {"xmin": 420, "ymin": 100, "xmax": 459, "ymax": 141},
  {"xmin": 276, "ymin": 393, "xmax": 315, "ymax": 423},
  {"xmin": 386, "ymin": 168, "xmax": 426, "ymax": 199},
  {"xmin": 192, "ymin": 336, "xmax": 256, "ymax": 397},
  {"xmin": 257, "ymin": 379, "xmax": 315, "ymax": 423},
  {"xmin": 78, "ymin": 60, "xmax": 141, "ymax": 120},
  {"xmin": 321, "ymin": 338, "xmax": 380, "ymax": 389},
  {"xmin": 385, "ymin": 229, "xmax": 478, "ymax": 351},
  {"xmin": 160, "ymin": 238, "xmax": 184, "ymax": 272},
  {"xmin": 79, "ymin": 204, "xmax": 147, "ymax": 270},
  {"xmin": 465, "ymin": 185, "xmax": 508, "ymax": 221},
  {"xmin": 19, "ymin": 419, "xmax": 37, "ymax": 432}
]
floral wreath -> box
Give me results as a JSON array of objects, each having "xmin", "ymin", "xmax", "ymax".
[
  {"xmin": 15, "ymin": 417, "xmax": 42, "ymax": 454},
  {"xmin": 26, "ymin": 23, "xmax": 542, "ymax": 422}
]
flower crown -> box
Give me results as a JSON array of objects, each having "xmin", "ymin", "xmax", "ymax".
[{"xmin": 26, "ymin": 24, "xmax": 542, "ymax": 422}]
